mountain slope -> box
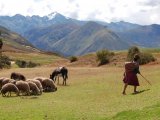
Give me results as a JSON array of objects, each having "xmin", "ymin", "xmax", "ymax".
[
  {"xmin": 117, "ymin": 24, "xmax": 160, "ymax": 47},
  {"xmin": 52, "ymin": 22, "xmax": 130, "ymax": 56},
  {"xmin": 0, "ymin": 25, "xmax": 39, "ymax": 52},
  {"xmin": 0, "ymin": 12, "xmax": 85, "ymax": 35},
  {"xmin": 24, "ymin": 23, "xmax": 80, "ymax": 50},
  {"xmin": 1, "ymin": 13, "xmax": 160, "ymax": 56}
]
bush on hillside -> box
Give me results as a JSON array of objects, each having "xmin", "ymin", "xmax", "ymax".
[
  {"xmin": 15, "ymin": 60, "xmax": 26, "ymax": 68},
  {"xmin": 96, "ymin": 49, "xmax": 114, "ymax": 66},
  {"xmin": 127, "ymin": 46, "xmax": 156, "ymax": 65},
  {"xmin": 15, "ymin": 60, "xmax": 40, "ymax": 68},
  {"xmin": 27, "ymin": 61, "xmax": 40, "ymax": 68},
  {"xmin": 139, "ymin": 52, "xmax": 156, "ymax": 65},
  {"xmin": 0, "ymin": 55, "xmax": 11, "ymax": 69},
  {"xmin": 69, "ymin": 56, "xmax": 78, "ymax": 62},
  {"xmin": 0, "ymin": 38, "xmax": 3, "ymax": 50},
  {"xmin": 127, "ymin": 46, "xmax": 140, "ymax": 61}
]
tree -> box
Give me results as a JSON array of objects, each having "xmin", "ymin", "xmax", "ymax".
[
  {"xmin": 0, "ymin": 38, "xmax": 3, "ymax": 50},
  {"xmin": 0, "ymin": 31, "xmax": 3, "ymax": 50},
  {"xmin": 127, "ymin": 46, "xmax": 140, "ymax": 61},
  {"xmin": 127, "ymin": 46, "xmax": 156, "ymax": 65},
  {"xmin": 69, "ymin": 56, "xmax": 78, "ymax": 62},
  {"xmin": 96, "ymin": 49, "xmax": 114, "ymax": 66}
]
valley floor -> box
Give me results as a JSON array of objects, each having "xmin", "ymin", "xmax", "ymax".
[{"xmin": 0, "ymin": 63, "xmax": 160, "ymax": 120}]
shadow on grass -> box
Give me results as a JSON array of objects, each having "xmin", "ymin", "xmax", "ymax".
[
  {"xmin": 131, "ymin": 89, "xmax": 150, "ymax": 95},
  {"xmin": 20, "ymin": 96, "xmax": 39, "ymax": 99},
  {"xmin": 2, "ymin": 95, "xmax": 18, "ymax": 98},
  {"xmin": 2, "ymin": 95, "xmax": 39, "ymax": 99},
  {"xmin": 56, "ymin": 84, "xmax": 70, "ymax": 87}
]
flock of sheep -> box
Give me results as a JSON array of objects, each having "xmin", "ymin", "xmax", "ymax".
[{"xmin": 0, "ymin": 72, "xmax": 57, "ymax": 97}]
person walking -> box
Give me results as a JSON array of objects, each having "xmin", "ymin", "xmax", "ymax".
[{"xmin": 122, "ymin": 54, "xmax": 140, "ymax": 95}]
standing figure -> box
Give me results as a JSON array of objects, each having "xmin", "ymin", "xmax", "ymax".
[{"xmin": 122, "ymin": 54, "xmax": 140, "ymax": 95}]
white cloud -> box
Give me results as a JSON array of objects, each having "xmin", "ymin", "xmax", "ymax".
[{"xmin": 0, "ymin": 0, "xmax": 160, "ymax": 25}]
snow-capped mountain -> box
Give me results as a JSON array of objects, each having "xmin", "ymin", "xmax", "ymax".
[{"xmin": 0, "ymin": 12, "xmax": 84, "ymax": 35}]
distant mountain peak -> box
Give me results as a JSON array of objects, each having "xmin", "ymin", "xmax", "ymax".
[
  {"xmin": 47, "ymin": 12, "xmax": 59, "ymax": 20},
  {"xmin": 46, "ymin": 12, "xmax": 70, "ymax": 20},
  {"xmin": 13, "ymin": 14, "xmax": 25, "ymax": 18}
]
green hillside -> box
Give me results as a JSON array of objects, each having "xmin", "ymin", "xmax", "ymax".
[
  {"xmin": 0, "ymin": 25, "xmax": 64, "ymax": 67},
  {"xmin": 24, "ymin": 23, "xmax": 80, "ymax": 50},
  {"xmin": 0, "ymin": 25, "xmax": 39, "ymax": 52},
  {"xmin": 52, "ymin": 21, "xmax": 130, "ymax": 56}
]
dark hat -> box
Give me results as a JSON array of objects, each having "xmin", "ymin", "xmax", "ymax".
[{"xmin": 134, "ymin": 54, "xmax": 140, "ymax": 60}]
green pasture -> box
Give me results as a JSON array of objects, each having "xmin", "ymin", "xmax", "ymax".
[
  {"xmin": 3, "ymin": 52, "xmax": 63, "ymax": 65},
  {"xmin": 0, "ymin": 65, "xmax": 160, "ymax": 120}
]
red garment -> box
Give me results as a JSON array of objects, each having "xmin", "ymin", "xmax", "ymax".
[
  {"xmin": 123, "ymin": 71, "xmax": 139, "ymax": 86},
  {"xmin": 123, "ymin": 61, "xmax": 140, "ymax": 86}
]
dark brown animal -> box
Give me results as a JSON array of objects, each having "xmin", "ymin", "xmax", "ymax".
[{"xmin": 11, "ymin": 72, "xmax": 26, "ymax": 81}]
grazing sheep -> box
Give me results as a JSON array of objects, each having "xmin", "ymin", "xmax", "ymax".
[
  {"xmin": 34, "ymin": 77, "xmax": 44, "ymax": 84},
  {"xmin": 27, "ymin": 81, "xmax": 40, "ymax": 95},
  {"xmin": 42, "ymin": 78, "xmax": 57, "ymax": 92},
  {"xmin": 16, "ymin": 81, "xmax": 30, "ymax": 96},
  {"xmin": 0, "ymin": 78, "xmax": 16, "ymax": 91},
  {"xmin": 11, "ymin": 72, "xmax": 26, "ymax": 81},
  {"xmin": 0, "ymin": 77, "xmax": 5, "ymax": 83},
  {"xmin": 28, "ymin": 79, "xmax": 43, "ymax": 94},
  {"xmin": 1, "ymin": 78, "xmax": 12, "ymax": 87},
  {"xmin": 1, "ymin": 83, "xmax": 19, "ymax": 97},
  {"xmin": 10, "ymin": 79, "xmax": 16, "ymax": 84},
  {"xmin": 0, "ymin": 77, "xmax": 7, "ymax": 89}
]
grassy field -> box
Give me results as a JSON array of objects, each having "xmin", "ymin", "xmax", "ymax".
[
  {"xmin": 3, "ymin": 52, "xmax": 63, "ymax": 65},
  {"xmin": 0, "ymin": 63, "xmax": 160, "ymax": 120}
]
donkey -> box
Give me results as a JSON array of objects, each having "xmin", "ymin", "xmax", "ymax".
[{"xmin": 50, "ymin": 67, "xmax": 68, "ymax": 85}]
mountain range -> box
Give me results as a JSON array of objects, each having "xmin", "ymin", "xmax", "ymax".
[
  {"xmin": 52, "ymin": 21, "xmax": 130, "ymax": 56},
  {"xmin": 0, "ymin": 12, "xmax": 160, "ymax": 56},
  {"xmin": 0, "ymin": 25, "xmax": 39, "ymax": 53}
]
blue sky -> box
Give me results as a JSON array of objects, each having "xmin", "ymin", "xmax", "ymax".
[{"xmin": 0, "ymin": 0, "xmax": 160, "ymax": 25}]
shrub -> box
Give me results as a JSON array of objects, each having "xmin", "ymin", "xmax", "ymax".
[
  {"xmin": 15, "ymin": 60, "xmax": 26, "ymax": 68},
  {"xmin": 139, "ymin": 52, "xmax": 156, "ymax": 65},
  {"xmin": 0, "ymin": 55, "xmax": 11, "ymax": 69},
  {"xmin": 27, "ymin": 61, "xmax": 40, "ymax": 68},
  {"xmin": 127, "ymin": 46, "xmax": 156, "ymax": 65},
  {"xmin": 0, "ymin": 38, "xmax": 3, "ymax": 50},
  {"xmin": 15, "ymin": 60, "xmax": 40, "ymax": 68},
  {"xmin": 96, "ymin": 49, "xmax": 114, "ymax": 66},
  {"xmin": 69, "ymin": 56, "xmax": 78, "ymax": 62},
  {"xmin": 127, "ymin": 46, "xmax": 140, "ymax": 61}
]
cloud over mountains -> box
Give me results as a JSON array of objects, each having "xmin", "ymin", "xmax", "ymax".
[{"xmin": 0, "ymin": 0, "xmax": 160, "ymax": 25}]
